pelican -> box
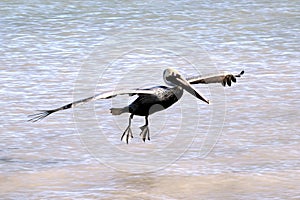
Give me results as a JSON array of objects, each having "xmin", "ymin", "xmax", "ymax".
[{"xmin": 29, "ymin": 68, "xmax": 244, "ymax": 143}]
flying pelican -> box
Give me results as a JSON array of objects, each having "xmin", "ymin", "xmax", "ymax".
[{"xmin": 28, "ymin": 68, "xmax": 244, "ymax": 143}]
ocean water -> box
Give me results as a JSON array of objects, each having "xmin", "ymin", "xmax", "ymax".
[{"xmin": 1, "ymin": 0, "xmax": 299, "ymax": 199}]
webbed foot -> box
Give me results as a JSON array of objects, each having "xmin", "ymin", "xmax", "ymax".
[
  {"xmin": 121, "ymin": 126, "xmax": 133, "ymax": 144},
  {"xmin": 139, "ymin": 125, "xmax": 150, "ymax": 142}
]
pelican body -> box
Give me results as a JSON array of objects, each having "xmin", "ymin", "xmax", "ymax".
[
  {"xmin": 113, "ymin": 86, "xmax": 182, "ymax": 116},
  {"xmin": 110, "ymin": 86, "xmax": 184, "ymax": 142},
  {"xmin": 29, "ymin": 68, "xmax": 244, "ymax": 143}
]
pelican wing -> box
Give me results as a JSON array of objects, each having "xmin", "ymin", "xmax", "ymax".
[
  {"xmin": 28, "ymin": 89, "xmax": 155, "ymax": 122},
  {"xmin": 187, "ymin": 70, "xmax": 244, "ymax": 87}
]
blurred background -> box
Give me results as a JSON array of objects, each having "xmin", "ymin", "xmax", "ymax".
[{"xmin": 0, "ymin": 0, "xmax": 299, "ymax": 199}]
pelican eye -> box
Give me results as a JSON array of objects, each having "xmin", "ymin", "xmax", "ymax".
[
  {"xmin": 171, "ymin": 72, "xmax": 180, "ymax": 78},
  {"xmin": 165, "ymin": 76, "xmax": 174, "ymax": 82}
]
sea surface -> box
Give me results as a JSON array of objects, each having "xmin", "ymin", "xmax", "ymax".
[{"xmin": 1, "ymin": 0, "xmax": 299, "ymax": 199}]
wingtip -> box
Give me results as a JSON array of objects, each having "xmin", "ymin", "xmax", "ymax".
[
  {"xmin": 234, "ymin": 70, "xmax": 244, "ymax": 78},
  {"xmin": 27, "ymin": 109, "xmax": 54, "ymax": 122}
]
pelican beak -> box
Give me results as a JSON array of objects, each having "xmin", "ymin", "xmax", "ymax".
[{"xmin": 166, "ymin": 73, "xmax": 210, "ymax": 104}]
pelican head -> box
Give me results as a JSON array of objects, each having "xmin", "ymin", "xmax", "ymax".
[
  {"xmin": 163, "ymin": 68, "xmax": 209, "ymax": 104},
  {"xmin": 163, "ymin": 68, "xmax": 182, "ymax": 86}
]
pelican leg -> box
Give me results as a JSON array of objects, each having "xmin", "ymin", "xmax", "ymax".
[
  {"xmin": 121, "ymin": 114, "xmax": 134, "ymax": 144},
  {"xmin": 139, "ymin": 116, "xmax": 150, "ymax": 142}
]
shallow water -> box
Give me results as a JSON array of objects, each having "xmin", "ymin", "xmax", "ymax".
[{"xmin": 1, "ymin": 0, "xmax": 299, "ymax": 199}]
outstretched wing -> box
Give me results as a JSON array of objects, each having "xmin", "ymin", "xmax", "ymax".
[
  {"xmin": 28, "ymin": 89, "xmax": 155, "ymax": 122},
  {"xmin": 187, "ymin": 70, "xmax": 244, "ymax": 87}
]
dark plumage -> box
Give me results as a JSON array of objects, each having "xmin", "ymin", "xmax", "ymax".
[{"xmin": 29, "ymin": 68, "xmax": 244, "ymax": 143}]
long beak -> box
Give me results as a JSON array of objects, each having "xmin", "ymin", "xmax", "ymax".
[{"xmin": 168, "ymin": 75, "xmax": 210, "ymax": 104}]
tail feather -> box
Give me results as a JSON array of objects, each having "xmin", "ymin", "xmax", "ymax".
[{"xmin": 110, "ymin": 107, "xmax": 129, "ymax": 115}]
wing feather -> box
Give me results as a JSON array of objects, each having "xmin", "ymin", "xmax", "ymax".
[
  {"xmin": 28, "ymin": 89, "xmax": 155, "ymax": 122},
  {"xmin": 187, "ymin": 70, "xmax": 244, "ymax": 87}
]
